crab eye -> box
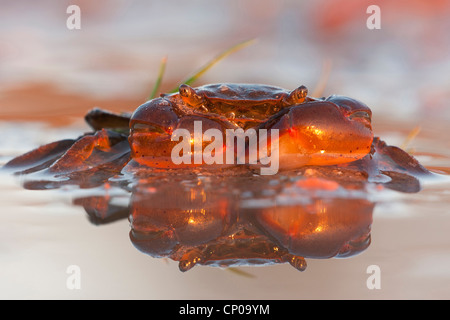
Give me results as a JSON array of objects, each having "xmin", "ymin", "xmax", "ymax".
[
  {"xmin": 178, "ymin": 84, "xmax": 204, "ymax": 108},
  {"xmin": 294, "ymin": 86, "xmax": 308, "ymax": 100},
  {"xmin": 288, "ymin": 85, "xmax": 308, "ymax": 104},
  {"xmin": 179, "ymin": 84, "xmax": 193, "ymax": 98}
]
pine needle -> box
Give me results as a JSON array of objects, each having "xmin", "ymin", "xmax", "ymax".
[
  {"xmin": 225, "ymin": 267, "xmax": 256, "ymax": 278},
  {"xmin": 401, "ymin": 125, "xmax": 421, "ymax": 151},
  {"xmin": 311, "ymin": 58, "xmax": 332, "ymax": 97},
  {"xmin": 147, "ymin": 55, "xmax": 168, "ymax": 100}
]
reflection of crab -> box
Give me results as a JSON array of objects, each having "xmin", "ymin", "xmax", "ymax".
[{"xmin": 128, "ymin": 175, "xmax": 375, "ymax": 272}]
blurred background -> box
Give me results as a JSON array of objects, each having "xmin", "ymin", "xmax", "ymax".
[
  {"xmin": 1, "ymin": 0, "xmax": 449, "ymax": 125},
  {"xmin": 1, "ymin": 0, "xmax": 450, "ymax": 300}
]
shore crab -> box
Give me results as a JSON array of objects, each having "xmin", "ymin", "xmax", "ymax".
[
  {"xmin": 3, "ymin": 83, "xmax": 433, "ymax": 271},
  {"xmin": 5, "ymin": 83, "xmax": 414, "ymax": 178}
]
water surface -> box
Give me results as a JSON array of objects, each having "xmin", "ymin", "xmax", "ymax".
[{"xmin": 1, "ymin": 118, "xmax": 449, "ymax": 299}]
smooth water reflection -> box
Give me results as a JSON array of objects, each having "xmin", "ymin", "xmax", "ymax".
[
  {"xmin": 73, "ymin": 173, "xmax": 374, "ymax": 272},
  {"xmin": 1, "ymin": 121, "xmax": 450, "ymax": 299},
  {"xmin": 2, "ymin": 122, "xmax": 439, "ymax": 273}
]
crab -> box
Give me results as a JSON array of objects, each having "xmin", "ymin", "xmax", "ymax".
[
  {"xmin": 5, "ymin": 82, "xmax": 428, "ymax": 182},
  {"xmin": 128, "ymin": 83, "xmax": 374, "ymax": 169}
]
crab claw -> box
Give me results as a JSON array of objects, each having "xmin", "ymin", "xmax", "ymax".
[
  {"xmin": 261, "ymin": 95, "xmax": 374, "ymax": 169},
  {"xmin": 129, "ymin": 97, "xmax": 234, "ymax": 168},
  {"xmin": 326, "ymin": 95, "xmax": 372, "ymax": 130},
  {"xmin": 129, "ymin": 97, "xmax": 180, "ymax": 168}
]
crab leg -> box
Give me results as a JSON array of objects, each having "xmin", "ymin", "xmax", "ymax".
[
  {"xmin": 3, "ymin": 139, "xmax": 76, "ymax": 173},
  {"xmin": 84, "ymin": 108, "xmax": 131, "ymax": 132},
  {"xmin": 49, "ymin": 129, "xmax": 112, "ymax": 173}
]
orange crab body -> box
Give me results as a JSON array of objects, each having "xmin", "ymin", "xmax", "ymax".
[
  {"xmin": 4, "ymin": 82, "xmax": 428, "ymax": 188},
  {"xmin": 129, "ymin": 83, "xmax": 373, "ymax": 171}
]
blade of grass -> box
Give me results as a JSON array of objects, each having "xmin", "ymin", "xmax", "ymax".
[
  {"xmin": 147, "ymin": 55, "xmax": 168, "ymax": 101},
  {"xmin": 225, "ymin": 267, "xmax": 256, "ymax": 278},
  {"xmin": 311, "ymin": 58, "xmax": 332, "ymax": 97},
  {"xmin": 401, "ymin": 125, "xmax": 421, "ymax": 152},
  {"xmin": 170, "ymin": 39, "xmax": 257, "ymax": 93}
]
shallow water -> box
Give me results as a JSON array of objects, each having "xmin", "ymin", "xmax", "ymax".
[{"xmin": 1, "ymin": 118, "xmax": 449, "ymax": 299}]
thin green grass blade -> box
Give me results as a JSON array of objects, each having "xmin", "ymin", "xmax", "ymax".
[
  {"xmin": 170, "ymin": 39, "xmax": 256, "ymax": 93},
  {"xmin": 225, "ymin": 267, "xmax": 256, "ymax": 278},
  {"xmin": 147, "ymin": 55, "xmax": 168, "ymax": 101}
]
